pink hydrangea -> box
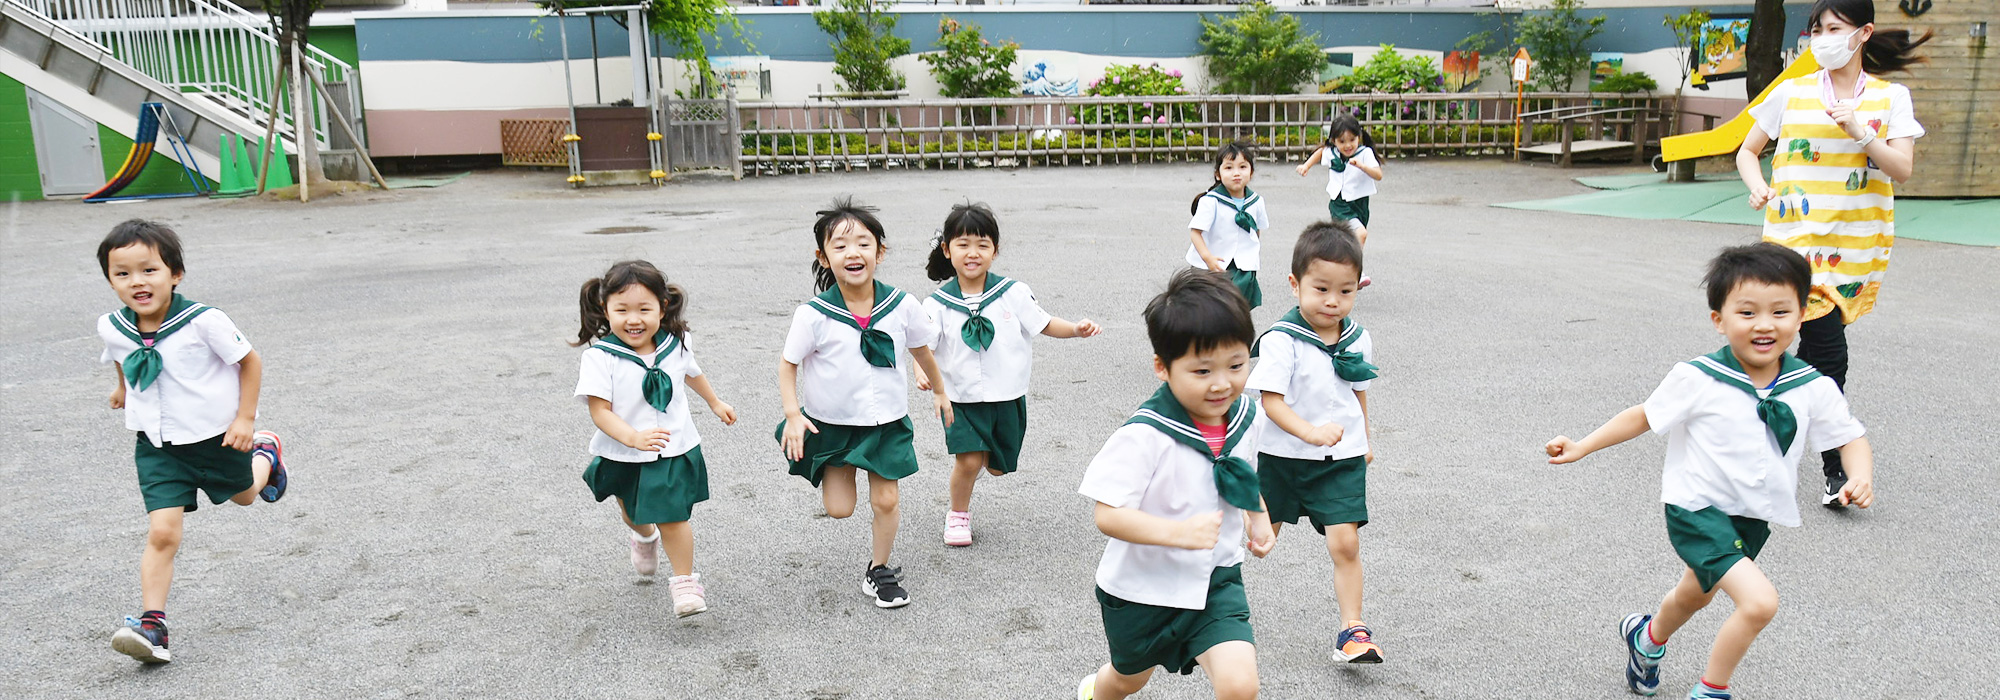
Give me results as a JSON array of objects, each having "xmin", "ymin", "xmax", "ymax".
[
  {"xmin": 1111, "ymin": 75, "xmax": 1121, "ymax": 84},
  {"xmin": 1142, "ymin": 102, "xmax": 1153, "ymax": 108},
  {"xmin": 1155, "ymin": 115, "xmax": 1169, "ymax": 124},
  {"xmin": 1170, "ymin": 69, "xmax": 1183, "ymax": 78},
  {"xmin": 1067, "ymin": 116, "xmax": 1079, "ymax": 124}
]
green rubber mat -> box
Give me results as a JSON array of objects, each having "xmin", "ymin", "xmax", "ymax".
[{"xmin": 1495, "ymin": 174, "xmax": 2000, "ymax": 247}]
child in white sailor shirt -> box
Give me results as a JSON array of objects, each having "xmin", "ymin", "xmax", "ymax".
[
  {"xmin": 918, "ymin": 202, "xmax": 1101, "ymax": 547},
  {"xmin": 95, "ymin": 220, "xmax": 291, "ymax": 666},
  {"xmin": 1186, "ymin": 143, "xmax": 1270, "ymax": 309},
  {"xmin": 777, "ymin": 200, "xmax": 952, "ymax": 609}
]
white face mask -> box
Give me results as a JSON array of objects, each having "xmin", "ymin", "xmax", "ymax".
[{"xmin": 1811, "ymin": 30, "xmax": 1862, "ymax": 70}]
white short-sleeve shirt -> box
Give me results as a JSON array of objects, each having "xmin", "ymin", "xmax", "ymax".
[
  {"xmin": 920, "ymin": 280, "xmax": 1053, "ymax": 404},
  {"xmin": 1247, "ymin": 328, "xmax": 1373, "ymax": 460},
  {"xmin": 781, "ymin": 294, "xmax": 937, "ymax": 426},
  {"xmin": 1643, "ymin": 363, "xmax": 1866, "ymax": 527},
  {"xmin": 1322, "ymin": 145, "xmax": 1380, "ymax": 201},
  {"xmin": 575, "ymin": 335, "xmax": 704, "ymax": 460},
  {"xmin": 98, "ymin": 308, "xmax": 254, "ymax": 447},
  {"xmin": 1079, "ymin": 422, "xmax": 1256, "ymax": 610},
  {"xmin": 1185, "ymin": 193, "xmax": 1268, "ymax": 272}
]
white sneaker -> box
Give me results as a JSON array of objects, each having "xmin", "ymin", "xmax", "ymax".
[
  {"xmin": 669, "ymin": 573, "xmax": 708, "ymax": 617},
  {"xmin": 944, "ymin": 510, "xmax": 973, "ymax": 547},
  {"xmin": 630, "ymin": 532, "xmax": 659, "ymax": 576}
]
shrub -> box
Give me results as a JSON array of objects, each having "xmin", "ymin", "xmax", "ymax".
[
  {"xmin": 814, "ymin": 0, "xmax": 911, "ymax": 94},
  {"xmin": 919, "ymin": 18, "xmax": 1019, "ymax": 99},
  {"xmin": 1597, "ymin": 70, "xmax": 1658, "ymax": 93},
  {"xmin": 1073, "ymin": 63, "xmax": 1199, "ymax": 129},
  {"xmin": 1515, "ymin": 0, "xmax": 1606, "ymax": 91},
  {"xmin": 1198, "ymin": 4, "xmax": 1325, "ymax": 95},
  {"xmin": 1326, "ymin": 44, "xmax": 1447, "ymax": 94}
]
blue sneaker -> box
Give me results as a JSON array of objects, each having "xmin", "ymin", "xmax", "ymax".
[
  {"xmin": 1622, "ymin": 612, "xmax": 1663, "ymax": 695},
  {"xmin": 1688, "ymin": 682, "xmax": 1732, "ymax": 699},
  {"xmin": 111, "ymin": 615, "xmax": 170, "ymax": 663},
  {"xmin": 254, "ymin": 430, "xmax": 288, "ymax": 502}
]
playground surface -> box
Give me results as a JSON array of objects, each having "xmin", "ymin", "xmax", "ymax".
[{"xmin": 2, "ymin": 161, "xmax": 1994, "ymax": 699}]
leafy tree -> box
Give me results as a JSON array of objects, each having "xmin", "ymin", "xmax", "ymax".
[
  {"xmin": 815, "ymin": 0, "xmax": 911, "ymax": 95},
  {"xmin": 919, "ymin": 18, "xmax": 1018, "ymax": 99},
  {"xmin": 1664, "ymin": 9, "xmax": 1728, "ymax": 121},
  {"xmin": 1328, "ymin": 44, "xmax": 1446, "ymax": 94},
  {"xmin": 535, "ymin": 0, "xmax": 747, "ymax": 98},
  {"xmin": 1198, "ymin": 4, "xmax": 1325, "ymax": 95},
  {"xmin": 1743, "ymin": 0, "xmax": 1787, "ymax": 98},
  {"xmin": 1514, "ymin": 0, "xmax": 1605, "ymax": 91}
]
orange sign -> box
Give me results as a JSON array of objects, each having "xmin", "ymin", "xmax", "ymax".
[{"xmin": 1511, "ymin": 48, "xmax": 1532, "ymax": 84}]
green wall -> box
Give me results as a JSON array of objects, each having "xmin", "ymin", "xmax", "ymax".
[
  {"xmin": 308, "ymin": 26, "xmax": 360, "ymax": 71},
  {"xmin": 0, "ymin": 73, "xmax": 44, "ymax": 202}
]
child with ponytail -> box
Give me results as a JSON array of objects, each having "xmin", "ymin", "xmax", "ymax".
[
  {"xmin": 1297, "ymin": 113, "xmax": 1384, "ymax": 288},
  {"xmin": 919, "ymin": 202, "xmax": 1101, "ymax": 547},
  {"xmin": 572, "ymin": 260, "xmax": 737, "ymax": 617}
]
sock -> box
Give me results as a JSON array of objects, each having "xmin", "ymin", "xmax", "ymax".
[
  {"xmin": 1639, "ymin": 620, "xmax": 1667, "ymax": 656},
  {"xmin": 634, "ymin": 530, "xmax": 659, "ymax": 543},
  {"xmin": 1690, "ymin": 679, "xmax": 1730, "ymax": 699},
  {"xmin": 140, "ymin": 610, "xmax": 165, "ymax": 626}
]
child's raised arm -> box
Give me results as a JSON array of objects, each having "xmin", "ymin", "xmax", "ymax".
[
  {"xmin": 1189, "ymin": 229, "xmax": 1224, "ymax": 272},
  {"xmin": 1833, "ymin": 436, "xmax": 1876, "ymax": 508},
  {"xmin": 588, "ymin": 397, "xmax": 671, "ymax": 452},
  {"xmin": 1545, "ymin": 404, "xmax": 1650, "ymax": 464},
  {"xmin": 1094, "ymin": 501, "xmax": 1221, "ymax": 550},
  {"xmin": 1041, "ymin": 316, "xmax": 1102, "ymax": 339},
  {"xmin": 223, "ymin": 350, "xmax": 263, "ymax": 452},
  {"xmin": 685, "ymin": 374, "xmax": 737, "ymax": 425},
  {"xmin": 1354, "ymin": 153, "xmax": 1384, "ymax": 182},
  {"xmin": 1295, "ymin": 147, "xmax": 1325, "ymax": 176},
  {"xmin": 1260, "ymin": 391, "xmax": 1344, "ymax": 448}
]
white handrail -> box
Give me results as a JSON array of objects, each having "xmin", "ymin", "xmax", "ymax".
[{"xmin": 10, "ymin": 0, "xmax": 359, "ymax": 147}]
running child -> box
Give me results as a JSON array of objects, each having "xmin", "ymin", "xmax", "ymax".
[
  {"xmin": 572, "ymin": 260, "xmax": 737, "ymax": 617},
  {"xmin": 1295, "ymin": 113, "xmax": 1382, "ymax": 288},
  {"xmin": 778, "ymin": 199, "xmax": 953, "ymax": 609},
  {"xmin": 918, "ymin": 202, "xmax": 1102, "ymax": 547},
  {"xmin": 96, "ymin": 219, "xmax": 291, "ymax": 664},
  {"xmin": 1076, "ymin": 269, "xmax": 1275, "ymax": 700},
  {"xmin": 1247, "ymin": 220, "xmax": 1384, "ymax": 663},
  {"xmin": 1187, "ymin": 142, "xmax": 1269, "ymax": 309},
  {"xmin": 1545, "ymin": 243, "xmax": 1875, "ymax": 700}
]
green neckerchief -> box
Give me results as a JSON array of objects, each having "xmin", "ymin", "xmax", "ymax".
[
  {"xmin": 931, "ymin": 274, "xmax": 1016, "ymax": 353},
  {"xmin": 1204, "ymin": 184, "xmax": 1262, "ymax": 233},
  {"xmin": 1326, "ymin": 144, "xmax": 1349, "ymax": 173},
  {"xmin": 807, "ymin": 280, "xmax": 907, "ymax": 368},
  {"xmin": 593, "ymin": 330, "xmax": 682, "ymax": 413},
  {"xmin": 1125, "ymin": 383, "xmax": 1263, "ymax": 512},
  {"xmin": 1685, "ymin": 346, "xmax": 1823, "ymax": 455},
  {"xmin": 1253, "ymin": 308, "xmax": 1378, "ymax": 382},
  {"xmin": 109, "ymin": 293, "xmax": 211, "ymax": 391}
]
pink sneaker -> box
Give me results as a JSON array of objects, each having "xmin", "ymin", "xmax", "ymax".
[
  {"xmin": 669, "ymin": 574, "xmax": 708, "ymax": 617},
  {"xmin": 630, "ymin": 532, "xmax": 659, "ymax": 576},
  {"xmin": 944, "ymin": 511, "xmax": 973, "ymax": 547}
]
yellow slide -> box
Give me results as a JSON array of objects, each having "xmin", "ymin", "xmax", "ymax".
[{"xmin": 1660, "ymin": 51, "xmax": 1820, "ymax": 162}]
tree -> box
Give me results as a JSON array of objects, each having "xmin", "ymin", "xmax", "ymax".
[
  {"xmin": 1743, "ymin": 0, "xmax": 1788, "ymax": 98},
  {"xmin": 534, "ymin": 0, "xmax": 746, "ymax": 98},
  {"xmin": 1198, "ymin": 4, "xmax": 1325, "ymax": 95},
  {"xmin": 815, "ymin": 0, "xmax": 911, "ymax": 95},
  {"xmin": 1514, "ymin": 0, "xmax": 1606, "ymax": 91},
  {"xmin": 258, "ymin": 0, "xmax": 327, "ymax": 193},
  {"xmin": 919, "ymin": 18, "xmax": 1019, "ymax": 99},
  {"xmin": 1665, "ymin": 9, "xmax": 1728, "ymax": 123}
]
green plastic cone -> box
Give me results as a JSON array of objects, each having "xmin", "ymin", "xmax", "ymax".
[
  {"xmin": 256, "ymin": 135, "xmax": 295, "ymax": 190},
  {"xmin": 215, "ymin": 135, "xmax": 254, "ymax": 196}
]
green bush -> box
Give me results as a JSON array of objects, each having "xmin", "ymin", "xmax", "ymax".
[
  {"xmin": 919, "ymin": 18, "xmax": 1019, "ymax": 99},
  {"xmin": 1515, "ymin": 0, "xmax": 1606, "ymax": 92},
  {"xmin": 1198, "ymin": 4, "xmax": 1325, "ymax": 95},
  {"xmin": 1597, "ymin": 70, "xmax": 1658, "ymax": 93},
  {"xmin": 1325, "ymin": 44, "xmax": 1446, "ymax": 94},
  {"xmin": 1073, "ymin": 64, "xmax": 1199, "ymax": 129},
  {"xmin": 814, "ymin": 0, "xmax": 910, "ymax": 94}
]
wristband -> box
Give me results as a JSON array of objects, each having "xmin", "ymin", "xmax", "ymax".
[{"xmin": 1854, "ymin": 131, "xmax": 1877, "ymax": 148}]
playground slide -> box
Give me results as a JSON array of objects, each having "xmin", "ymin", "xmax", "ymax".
[
  {"xmin": 1660, "ymin": 51, "xmax": 1820, "ymax": 163},
  {"xmin": 83, "ymin": 102, "xmax": 208, "ymax": 202}
]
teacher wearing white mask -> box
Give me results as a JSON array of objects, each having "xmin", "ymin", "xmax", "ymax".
[{"xmin": 1735, "ymin": 0, "xmax": 1928, "ymax": 509}]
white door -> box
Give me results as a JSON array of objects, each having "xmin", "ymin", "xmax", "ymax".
[{"xmin": 25, "ymin": 89, "xmax": 104, "ymax": 196}]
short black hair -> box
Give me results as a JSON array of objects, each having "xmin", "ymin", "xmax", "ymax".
[
  {"xmin": 927, "ymin": 201, "xmax": 1000, "ymax": 282},
  {"xmin": 1145, "ymin": 268, "xmax": 1256, "ymax": 365},
  {"xmin": 1290, "ymin": 220, "xmax": 1364, "ymax": 278},
  {"xmin": 1703, "ymin": 242, "xmax": 1810, "ymax": 311},
  {"xmin": 97, "ymin": 219, "xmax": 186, "ymax": 279}
]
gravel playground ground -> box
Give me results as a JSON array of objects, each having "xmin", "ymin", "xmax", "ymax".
[{"xmin": 2, "ymin": 160, "xmax": 1994, "ymax": 699}]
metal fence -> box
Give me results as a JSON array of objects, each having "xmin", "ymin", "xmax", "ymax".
[
  {"xmin": 18, "ymin": 0, "xmax": 359, "ymax": 147},
  {"xmin": 738, "ymin": 92, "xmax": 1672, "ymax": 176}
]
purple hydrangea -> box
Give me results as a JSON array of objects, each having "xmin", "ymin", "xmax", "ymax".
[
  {"xmin": 1112, "ymin": 75, "xmax": 1121, "ymax": 85},
  {"xmin": 1156, "ymin": 115, "xmax": 1169, "ymax": 124},
  {"xmin": 1067, "ymin": 116, "xmax": 1079, "ymax": 124}
]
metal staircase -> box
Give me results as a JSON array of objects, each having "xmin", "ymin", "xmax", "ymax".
[{"xmin": 0, "ymin": 0, "xmax": 358, "ymax": 175}]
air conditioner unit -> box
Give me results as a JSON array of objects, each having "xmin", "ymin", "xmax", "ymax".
[{"xmin": 710, "ymin": 56, "xmax": 772, "ymax": 101}]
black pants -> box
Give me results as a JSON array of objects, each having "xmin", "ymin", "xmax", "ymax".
[{"xmin": 1795, "ymin": 313, "xmax": 1848, "ymax": 480}]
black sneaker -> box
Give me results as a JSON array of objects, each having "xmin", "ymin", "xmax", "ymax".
[
  {"xmin": 1822, "ymin": 473, "xmax": 1849, "ymax": 508},
  {"xmin": 112, "ymin": 615, "xmax": 171, "ymax": 663},
  {"xmin": 863, "ymin": 564, "xmax": 910, "ymax": 608}
]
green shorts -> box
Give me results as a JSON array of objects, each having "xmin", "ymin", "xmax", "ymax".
[
  {"xmin": 1665, "ymin": 504, "xmax": 1771, "ymax": 593},
  {"xmin": 943, "ymin": 398, "xmax": 1028, "ymax": 474},
  {"xmin": 1328, "ymin": 196, "xmax": 1371, "ymax": 228},
  {"xmin": 775, "ymin": 414, "xmax": 919, "ymax": 486},
  {"xmin": 134, "ymin": 432, "xmax": 254, "ymax": 513},
  {"xmin": 583, "ymin": 447, "xmax": 710, "ymax": 524},
  {"xmin": 1225, "ymin": 263, "xmax": 1262, "ymax": 309},
  {"xmin": 1096, "ymin": 565, "xmax": 1255, "ymax": 676},
  {"xmin": 1257, "ymin": 453, "xmax": 1368, "ymax": 533}
]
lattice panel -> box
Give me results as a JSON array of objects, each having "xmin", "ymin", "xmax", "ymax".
[{"xmin": 500, "ymin": 119, "xmax": 570, "ymax": 167}]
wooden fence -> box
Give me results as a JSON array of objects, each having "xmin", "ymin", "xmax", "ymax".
[{"xmin": 736, "ymin": 92, "xmax": 1676, "ymax": 176}]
